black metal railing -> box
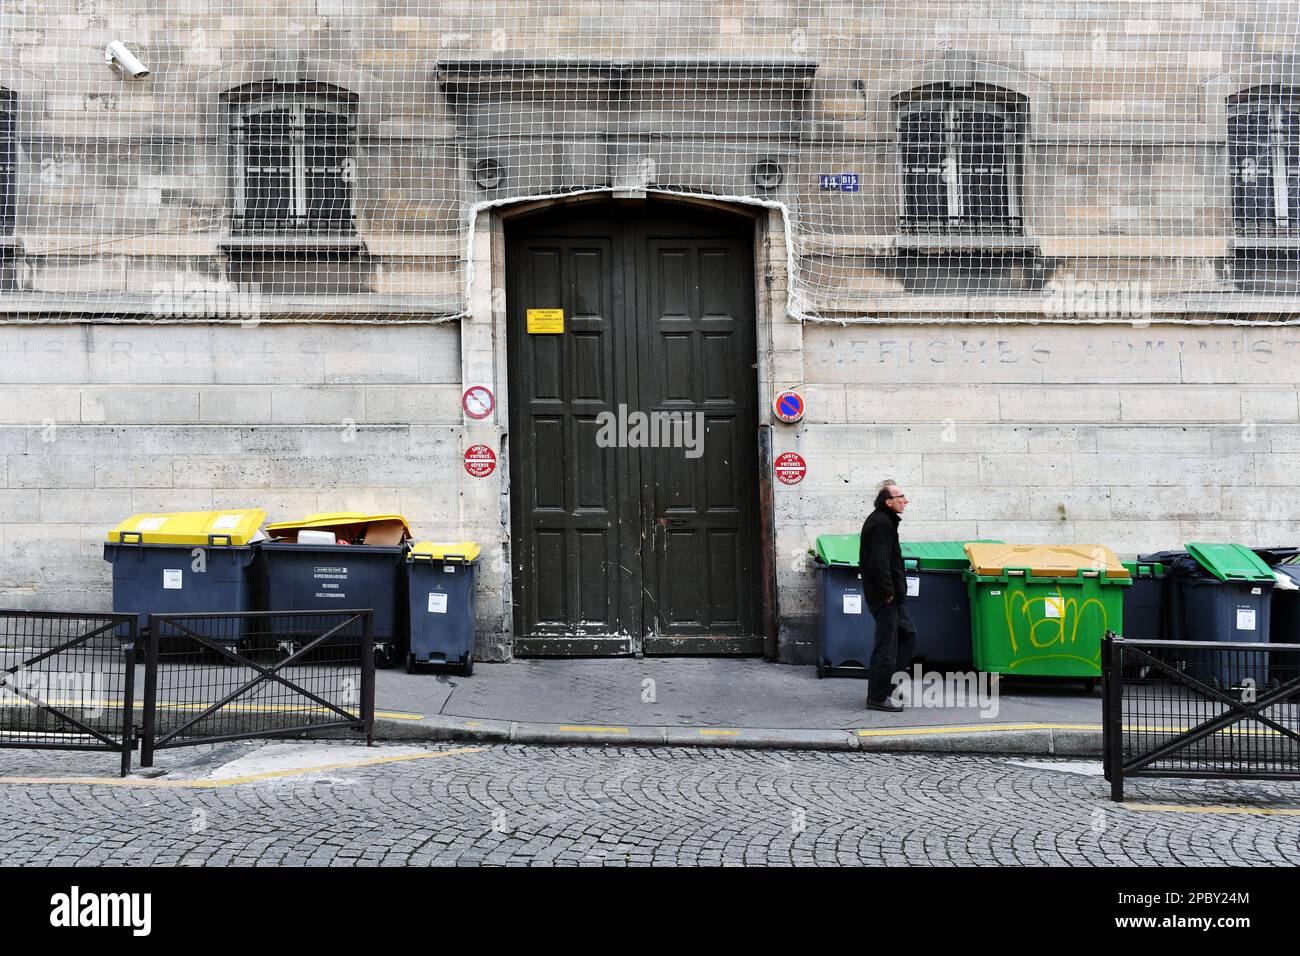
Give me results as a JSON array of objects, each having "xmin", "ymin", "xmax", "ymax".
[
  {"xmin": 1102, "ymin": 632, "xmax": 1300, "ymax": 802},
  {"xmin": 0, "ymin": 609, "xmax": 138, "ymax": 776},
  {"xmin": 141, "ymin": 610, "xmax": 374, "ymax": 766}
]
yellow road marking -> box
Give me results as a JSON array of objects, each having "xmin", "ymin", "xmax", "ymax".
[
  {"xmin": 698, "ymin": 729, "xmax": 742, "ymax": 736},
  {"xmin": 375, "ymin": 709, "xmax": 424, "ymax": 721},
  {"xmin": 854, "ymin": 722, "xmax": 1294, "ymax": 738},
  {"xmin": 855, "ymin": 722, "xmax": 1102, "ymax": 738},
  {"xmin": 1122, "ymin": 803, "xmax": 1300, "ymax": 817},
  {"xmin": 558, "ymin": 725, "xmax": 629, "ymax": 734},
  {"xmin": 0, "ymin": 746, "xmax": 484, "ymax": 789},
  {"xmin": 0, "ymin": 698, "xmax": 424, "ymax": 722}
]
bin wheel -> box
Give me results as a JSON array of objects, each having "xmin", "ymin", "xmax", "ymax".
[
  {"xmin": 1082, "ymin": 678, "xmax": 1098, "ymax": 694},
  {"xmin": 405, "ymin": 653, "xmax": 415, "ymax": 675},
  {"xmin": 462, "ymin": 654, "xmax": 474, "ymax": 677},
  {"xmin": 374, "ymin": 644, "xmax": 397, "ymax": 670},
  {"xmin": 816, "ymin": 661, "xmax": 826, "ymax": 679}
]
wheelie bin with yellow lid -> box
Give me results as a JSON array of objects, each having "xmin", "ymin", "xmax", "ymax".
[
  {"xmin": 406, "ymin": 541, "xmax": 480, "ymax": 675},
  {"xmin": 963, "ymin": 543, "xmax": 1131, "ymax": 691},
  {"xmin": 261, "ymin": 512, "xmax": 412, "ymax": 668},
  {"xmin": 103, "ymin": 509, "xmax": 267, "ymax": 642}
]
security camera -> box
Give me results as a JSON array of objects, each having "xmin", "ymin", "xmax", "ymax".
[{"xmin": 104, "ymin": 41, "xmax": 150, "ymax": 79}]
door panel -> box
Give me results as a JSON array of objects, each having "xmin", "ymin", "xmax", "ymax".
[
  {"xmin": 507, "ymin": 225, "xmax": 629, "ymax": 650},
  {"xmin": 507, "ymin": 201, "xmax": 760, "ymax": 656},
  {"xmin": 638, "ymin": 228, "xmax": 760, "ymax": 651}
]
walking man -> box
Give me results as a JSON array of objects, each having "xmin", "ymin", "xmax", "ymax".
[{"xmin": 859, "ymin": 479, "xmax": 919, "ymax": 712}]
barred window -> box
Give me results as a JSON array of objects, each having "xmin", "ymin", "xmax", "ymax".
[
  {"xmin": 897, "ymin": 90, "xmax": 1022, "ymax": 234},
  {"xmin": 1229, "ymin": 87, "xmax": 1300, "ymax": 236},
  {"xmin": 230, "ymin": 91, "xmax": 356, "ymax": 234},
  {"xmin": 0, "ymin": 90, "xmax": 14, "ymax": 236}
]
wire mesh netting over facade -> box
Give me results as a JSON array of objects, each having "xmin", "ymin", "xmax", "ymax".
[{"xmin": 4, "ymin": 1, "xmax": 1300, "ymax": 323}]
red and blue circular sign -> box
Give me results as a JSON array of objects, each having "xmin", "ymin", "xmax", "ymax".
[{"xmin": 773, "ymin": 390, "xmax": 805, "ymax": 424}]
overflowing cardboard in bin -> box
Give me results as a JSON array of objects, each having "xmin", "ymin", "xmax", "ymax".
[{"xmin": 264, "ymin": 512, "xmax": 412, "ymax": 547}]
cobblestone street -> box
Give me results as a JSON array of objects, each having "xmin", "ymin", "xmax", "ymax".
[{"xmin": 0, "ymin": 743, "xmax": 1297, "ymax": 867}]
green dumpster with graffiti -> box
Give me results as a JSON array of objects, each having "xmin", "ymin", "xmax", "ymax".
[{"xmin": 963, "ymin": 544, "xmax": 1132, "ymax": 683}]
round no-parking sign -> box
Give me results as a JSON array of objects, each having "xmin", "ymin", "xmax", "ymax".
[
  {"xmin": 773, "ymin": 390, "xmax": 805, "ymax": 423},
  {"xmin": 464, "ymin": 444, "xmax": 497, "ymax": 478},
  {"xmin": 774, "ymin": 452, "xmax": 807, "ymax": 485},
  {"xmin": 462, "ymin": 386, "xmax": 495, "ymax": 420}
]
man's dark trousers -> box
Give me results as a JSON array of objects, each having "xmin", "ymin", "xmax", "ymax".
[{"xmin": 867, "ymin": 598, "xmax": 918, "ymax": 703}]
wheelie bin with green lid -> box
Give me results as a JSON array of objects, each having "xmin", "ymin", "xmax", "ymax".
[
  {"xmin": 811, "ymin": 534, "xmax": 870, "ymax": 677},
  {"xmin": 406, "ymin": 541, "xmax": 480, "ymax": 675},
  {"xmin": 811, "ymin": 535, "xmax": 997, "ymax": 677},
  {"xmin": 260, "ymin": 512, "xmax": 412, "ymax": 668},
  {"xmin": 964, "ymin": 543, "xmax": 1131, "ymax": 690},
  {"xmin": 900, "ymin": 540, "xmax": 1001, "ymax": 666},
  {"xmin": 1169, "ymin": 543, "xmax": 1275, "ymax": 688},
  {"xmin": 103, "ymin": 509, "xmax": 267, "ymax": 643}
]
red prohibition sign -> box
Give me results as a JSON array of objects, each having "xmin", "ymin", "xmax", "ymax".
[
  {"xmin": 774, "ymin": 451, "xmax": 807, "ymax": 486},
  {"xmin": 462, "ymin": 385, "xmax": 495, "ymax": 420},
  {"xmin": 464, "ymin": 444, "xmax": 497, "ymax": 478}
]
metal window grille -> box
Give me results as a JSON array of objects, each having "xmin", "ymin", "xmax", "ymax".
[
  {"xmin": 1229, "ymin": 87, "xmax": 1300, "ymax": 237},
  {"xmin": 898, "ymin": 94, "xmax": 1022, "ymax": 235},
  {"xmin": 232, "ymin": 97, "xmax": 357, "ymax": 235}
]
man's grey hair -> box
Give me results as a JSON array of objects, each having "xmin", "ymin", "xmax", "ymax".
[{"xmin": 874, "ymin": 478, "xmax": 898, "ymax": 509}]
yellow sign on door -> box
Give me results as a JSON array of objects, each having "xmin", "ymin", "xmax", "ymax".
[{"xmin": 527, "ymin": 308, "xmax": 565, "ymax": 334}]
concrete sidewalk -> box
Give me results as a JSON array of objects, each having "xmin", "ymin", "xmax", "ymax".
[{"xmin": 372, "ymin": 658, "xmax": 1106, "ymax": 756}]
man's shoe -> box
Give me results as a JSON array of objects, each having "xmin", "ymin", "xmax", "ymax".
[{"xmin": 865, "ymin": 698, "xmax": 904, "ymax": 713}]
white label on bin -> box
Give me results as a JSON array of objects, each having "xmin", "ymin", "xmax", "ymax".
[
  {"xmin": 842, "ymin": 593, "xmax": 862, "ymax": 615},
  {"xmin": 906, "ymin": 576, "xmax": 920, "ymax": 598},
  {"xmin": 1237, "ymin": 608, "xmax": 1256, "ymax": 631},
  {"xmin": 1251, "ymin": 587, "xmax": 1261, "ymax": 595},
  {"xmin": 990, "ymin": 590, "xmax": 1001, "ymax": 596},
  {"xmin": 428, "ymin": 592, "xmax": 448, "ymax": 614},
  {"xmin": 163, "ymin": 569, "xmax": 182, "ymax": 590},
  {"xmin": 444, "ymin": 565, "xmax": 455, "ymax": 573},
  {"xmin": 212, "ymin": 514, "xmax": 241, "ymax": 531},
  {"xmin": 1044, "ymin": 597, "xmax": 1062, "ymax": 619},
  {"xmin": 136, "ymin": 517, "xmax": 167, "ymax": 532}
]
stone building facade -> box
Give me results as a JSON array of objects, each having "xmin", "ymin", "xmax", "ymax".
[{"xmin": 2, "ymin": 1, "xmax": 1299, "ymax": 662}]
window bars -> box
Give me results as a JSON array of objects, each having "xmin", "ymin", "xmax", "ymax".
[{"xmin": 229, "ymin": 88, "xmax": 358, "ymax": 236}]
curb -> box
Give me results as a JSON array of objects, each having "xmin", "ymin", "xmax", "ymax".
[{"xmin": 372, "ymin": 716, "xmax": 1104, "ymax": 757}]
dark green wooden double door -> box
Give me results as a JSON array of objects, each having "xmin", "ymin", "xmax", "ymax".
[{"xmin": 506, "ymin": 201, "xmax": 762, "ymax": 656}]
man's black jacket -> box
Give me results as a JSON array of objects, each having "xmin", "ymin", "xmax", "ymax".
[{"xmin": 859, "ymin": 505, "xmax": 906, "ymax": 605}]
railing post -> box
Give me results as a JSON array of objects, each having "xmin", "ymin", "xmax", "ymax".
[
  {"xmin": 1103, "ymin": 631, "xmax": 1124, "ymax": 802},
  {"xmin": 140, "ymin": 615, "xmax": 159, "ymax": 768},
  {"xmin": 119, "ymin": 616, "xmax": 137, "ymax": 777},
  {"xmin": 361, "ymin": 611, "xmax": 375, "ymax": 746}
]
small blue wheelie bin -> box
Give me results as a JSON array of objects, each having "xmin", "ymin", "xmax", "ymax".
[
  {"xmin": 1170, "ymin": 543, "xmax": 1276, "ymax": 689},
  {"xmin": 406, "ymin": 541, "xmax": 480, "ymax": 675}
]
